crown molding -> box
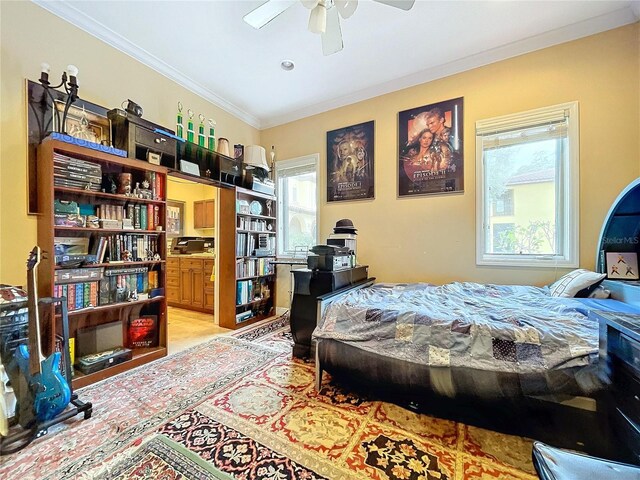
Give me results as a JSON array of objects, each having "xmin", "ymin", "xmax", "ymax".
[
  {"xmin": 32, "ymin": 2, "xmax": 638, "ymax": 131},
  {"xmin": 32, "ymin": 0, "xmax": 262, "ymax": 129},
  {"xmin": 260, "ymin": 6, "xmax": 639, "ymax": 129}
]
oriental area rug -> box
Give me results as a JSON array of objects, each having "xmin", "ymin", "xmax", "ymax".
[{"xmin": 0, "ymin": 315, "xmax": 537, "ymax": 480}]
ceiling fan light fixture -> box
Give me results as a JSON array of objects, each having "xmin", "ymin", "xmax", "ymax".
[
  {"xmin": 308, "ymin": 4, "xmax": 327, "ymax": 33},
  {"xmin": 280, "ymin": 60, "xmax": 295, "ymax": 71},
  {"xmin": 335, "ymin": 0, "xmax": 357, "ymax": 18}
]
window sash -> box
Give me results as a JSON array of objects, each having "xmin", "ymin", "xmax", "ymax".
[
  {"xmin": 476, "ymin": 102, "xmax": 579, "ymax": 268},
  {"xmin": 275, "ymin": 155, "xmax": 319, "ymax": 258}
]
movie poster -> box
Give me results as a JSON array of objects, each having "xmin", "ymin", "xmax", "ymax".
[
  {"xmin": 327, "ymin": 120, "xmax": 374, "ymax": 202},
  {"xmin": 398, "ymin": 97, "xmax": 463, "ymax": 197}
]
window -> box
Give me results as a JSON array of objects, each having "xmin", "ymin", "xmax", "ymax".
[
  {"xmin": 476, "ymin": 102, "xmax": 579, "ymax": 267},
  {"xmin": 275, "ymin": 154, "xmax": 319, "ymax": 257}
]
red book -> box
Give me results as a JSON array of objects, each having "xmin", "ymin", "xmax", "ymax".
[
  {"xmin": 147, "ymin": 204, "xmax": 154, "ymax": 231},
  {"xmin": 127, "ymin": 315, "xmax": 158, "ymax": 348}
]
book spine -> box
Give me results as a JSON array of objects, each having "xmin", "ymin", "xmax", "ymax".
[
  {"xmin": 154, "ymin": 206, "xmax": 160, "ymax": 230},
  {"xmin": 90, "ymin": 281, "xmax": 98, "ymax": 307},
  {"xmin": 147, "ymin": 204, "xmax": 154, "ymax": 231},
  {"xmin": 134, "ymin": 205, "xmax": 141, "ymax": 230},
  {"xmin": 140, "ymin": 206, "xmax": 148, "ymax": 230}
]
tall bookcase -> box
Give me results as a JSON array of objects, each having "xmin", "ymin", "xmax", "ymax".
[
  {"xmin": 218, "ymin": 186, "xmax": 276, "ymax": 329},
  {"xmin": 37, "ymin": 138, "xmax": 168, "ymax": 389}
]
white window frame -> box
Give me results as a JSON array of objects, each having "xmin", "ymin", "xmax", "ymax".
[
  {"xmin": 275, "ymin": 153, "xmax": 320, "ymax": 259},
  {"xmin": 475, "ymin": 102, "xmax": 580, "ymax": 268}
]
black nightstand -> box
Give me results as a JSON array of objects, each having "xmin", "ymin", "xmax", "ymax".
[{"xmin": 593, "ymin": 310, "xmax": 640, "ymax": 465}]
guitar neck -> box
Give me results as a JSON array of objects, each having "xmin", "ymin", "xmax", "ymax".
[{"xmin": 26, "ymin": 266, "xmax": 44, "ymax": 376}]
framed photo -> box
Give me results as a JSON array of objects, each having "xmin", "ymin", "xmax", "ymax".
[
  {"xmin": 398, "ymin": 97, "xmax": 463, "ymax": 197},
  {"xmin": 327, "ymin": 120, "xmax": 374, "ymax": 202},
  {"xmin": 605, "ymin": 252, "xmax": 639, "ymax": 280},
  {"xmin": 53, "ymin": 100, "xmax": 110, "ymax": 145},
  {"xmin": 166, "ymin": 200, "xmax": 185, "ymax": 237}
]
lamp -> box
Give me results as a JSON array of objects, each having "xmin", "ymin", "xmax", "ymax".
[
  {"xmin": 244, "ymin": 145, "xmax": 270, "ymax": 181},
  {"xmin": 39, "ymin": 62, "xmax": 80, "ymax": 135}
]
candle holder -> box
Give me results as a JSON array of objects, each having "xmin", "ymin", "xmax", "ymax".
[{"xmin": 39, "ymin": 62, "xmax": 79, "ymax": 134}]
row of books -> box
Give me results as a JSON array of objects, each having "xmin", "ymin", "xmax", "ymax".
[
  {"xmin": 236, "ymin": 258, "xmax": 273, "ymax": 278},
  {"xmin": 145, "ymin": 171, "xmax": 164, "ymax": 201},
  {"xmin": 99, "ymin": 271, "xmax": 159, "ymax": 305},
  {"xmin": 54, "ymin": 153, "xmax": 102, "ymax": 192},
  {"xmin": 237, "ymin": 217, "xmax": 271, "ymax": 231},
  {"xmin": 53, "ymin": 281, "xmax": 99, "ymax": 311},
  {"xmin": 236, "ymin": 233, "xmax": 256, "ymax": 257},
  {"xmin": 236, "ymin": 280, "xmax": 270, "ymax": 306},
  {"xmin": 91, "ymin": 234, "xmax": 161, "ymax": 263},
  {"xmin": 53, "ymin": 267, "xmax": 160, "ymax": 310},
  {"xmin": 96, "ymin": 203, "xmax": 161, "ymax": 230}
]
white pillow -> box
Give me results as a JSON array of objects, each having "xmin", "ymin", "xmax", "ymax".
[{"xmin": 548, "ymin": 269, "xmax": 606, "ymax": 298}]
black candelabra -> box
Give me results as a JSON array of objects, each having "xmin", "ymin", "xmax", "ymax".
[{"xmin": 39, "ymin": 62, "xmax": 79, "ymax": 134}]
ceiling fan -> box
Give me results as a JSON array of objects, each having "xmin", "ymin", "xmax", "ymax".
[{"xmin": 243, "ymin": 0, "xmax": 415, "ymax": 56}]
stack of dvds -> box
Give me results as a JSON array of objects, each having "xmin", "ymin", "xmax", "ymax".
[{"xmin": 54, "ymin": 153, "xmax": 102, "ymax": 191}]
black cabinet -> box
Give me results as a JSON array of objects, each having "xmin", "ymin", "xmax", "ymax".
[
  {"xmin": 595, "ymin": 309, "xmax": 640, "ymax": 464},
  {"xmin": 108, "ymin": 108, "xmax": 177, "ymax": 169},
  {"xmin": 290, "ymin": 266, "xmax": 369, "ymax": 358}
]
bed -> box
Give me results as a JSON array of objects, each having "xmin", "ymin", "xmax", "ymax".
[{"xmin": 313, "ymin": 280, "xmax": 640, "ymax": 401}]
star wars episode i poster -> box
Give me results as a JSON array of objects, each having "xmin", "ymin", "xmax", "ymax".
[
  {"xmin": 398, "ymin": 97, "xmax": 463, "ymax": 197},
  {"xmin": 327, "ymin": 120, "xmax": 374, "ymax": 202}
]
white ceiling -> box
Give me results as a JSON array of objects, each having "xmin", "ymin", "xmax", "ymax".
[{"xmin": 35, "ymin": 1, "xmax": 639, "ymax": 129}]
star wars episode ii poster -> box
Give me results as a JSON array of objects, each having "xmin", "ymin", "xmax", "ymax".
[
  {"xmin": 398, "ymin": 97, "xmax": 463, "ymax": 197},
  {"xmin": 327, "ymin": 120, "xmax": 374, "ymax": 202}
]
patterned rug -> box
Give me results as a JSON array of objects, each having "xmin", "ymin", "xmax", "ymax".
[{"xmin": 1, "ymin": 315, "xmax": 537, "ymax": 479}]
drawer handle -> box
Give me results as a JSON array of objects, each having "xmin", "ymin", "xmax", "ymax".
[{"xmin": 154, "ymin": 138, "xmax": 167, "ymax": 144}]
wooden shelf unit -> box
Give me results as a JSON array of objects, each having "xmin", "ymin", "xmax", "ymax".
[
  {"xmin": 217, "ymin": 186, "xmax": 277, "ymax": 329},
  {"xmin": 37, "ymin": 138, "xmax": 168, "ymax": 388}
]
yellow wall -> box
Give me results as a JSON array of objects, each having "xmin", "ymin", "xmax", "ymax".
[
  {"xmin": 1, "ymin": 3, "xmax": 638, "ymax": 298},
  {"xmin": 263, "ymin": 24, "xmax": 639, "ymax": 306},
  {"xmin": 0, "ymin": 1, "xmax": 259, "ymax": 285},
  {"xmin": 167, "ymin": 178, "xmax": 217, "ymax": 237}
]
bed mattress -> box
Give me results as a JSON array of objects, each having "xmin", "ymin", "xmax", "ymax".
[{"xmin": 313, "ymin": 282, "xmax": 615, "ymax": 398}]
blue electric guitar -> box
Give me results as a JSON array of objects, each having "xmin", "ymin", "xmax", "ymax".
[{"xmin": 14, "ymin": 246, "xmax": 71, "ymax": 423}]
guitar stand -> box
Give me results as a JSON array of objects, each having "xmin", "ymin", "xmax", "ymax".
[{"xmin": 0, "ymin": 297, "xmax": 93, "ymax": 455}]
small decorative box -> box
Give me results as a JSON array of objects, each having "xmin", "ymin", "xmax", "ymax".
[{"xmin": 100, "ymin": 219, "xmax": 122, "ymax": 229}]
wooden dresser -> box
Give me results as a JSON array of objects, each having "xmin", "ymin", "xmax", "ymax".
[{"xmin": 167, "ymin": 255, "xmax": 214, "ymax": 313}]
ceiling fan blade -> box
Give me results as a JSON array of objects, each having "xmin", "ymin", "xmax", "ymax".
[
  {"xmin": 373, "ymin": 0, "xmax": 415, "ymax": 10},
  {"xmin": 301, "ymin": 0, "xmax": 320, "ymax": 9},
  {"xmin": 243, "ymin": 0, "xmax": 297, "ymax": 29},
  {"xmin": 335, "ymin": 0, "xmax": 358, "ymax": 19},
  {"xmin": 308, "ymin": 4, "xmax": 327, "ymax": 33},
  {"xmin": 321, "ymin": 6, "xmax": 343, "ymax": 55}
]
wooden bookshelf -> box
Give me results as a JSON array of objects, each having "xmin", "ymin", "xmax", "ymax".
[
  {"xmin": 217, "ymin": 186, "xmax": 277, "ymax": 329},
  {"xmin": 37, "ymin": 138, "xmax": 168, "ymax": 388}
]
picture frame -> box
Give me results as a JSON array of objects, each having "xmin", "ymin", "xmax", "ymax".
[
  {"xmin": 605, "ymin": 252, "xmax": 639, "ymax": 280},
  {"xmin": 166, "ymin": 200, "xmax": 185, "ymax": 237},
  {"xmin": 52, "ymin": 99, "xmax": 110, "ymax": 145},
  {"xmin": 398, "ymin": 97, "xmax": 463, "ymax": 197},
  {"xmin": 326, "ymin": 120, "xmax": 374, "ymax": 202}
]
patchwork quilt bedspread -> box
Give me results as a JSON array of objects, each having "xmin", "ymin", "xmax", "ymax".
[{"xmin": 314, "ymin": 282, "xmax": 598, "ymax": 375}]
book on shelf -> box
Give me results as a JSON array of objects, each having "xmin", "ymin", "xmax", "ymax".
[
  {"xmin": 127, "ymin": 315, "xmax": 159, "ymax": 348},
  {"xmin": 54, "ymin": 282, "xmax": 99, "ymax": 311}
]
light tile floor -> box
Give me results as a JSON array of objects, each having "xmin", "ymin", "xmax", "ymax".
[{"xmin": 167, "ymin": 306, "xmax": 230, "ymax": 354}]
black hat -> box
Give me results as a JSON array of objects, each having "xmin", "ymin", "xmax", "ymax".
[{"xmin": 334, "ymin": 218, "xmax": 357, "ymax": 234}]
